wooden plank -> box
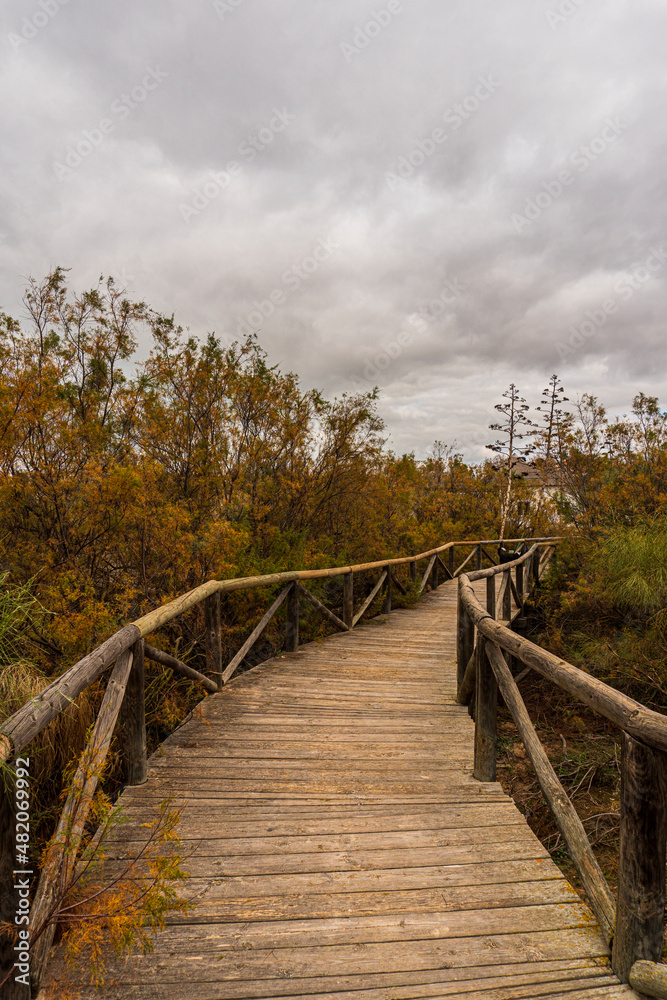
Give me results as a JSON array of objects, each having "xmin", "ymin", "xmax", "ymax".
[
  {"xmin": 86, "ymin": 960, "xmax": 615, "ymax": 1000},
  {"xmin": 106, "ymin": 824, "xmax": 537, "ymax": 861},
  {"xmin": 71, "ymin": 926, "xmax": 611, "ymax": 982},
  {"xmin": 109, "ymin": 805, "xmax": 524, "ymax": 839},
  {"xmin": 100, "ymin": 857, "xmax": 587, "ymax": 901},
  {"xmin": 104, "ymin": 841, "xmax": 550, "ymax": 879},
  {"xmin": 137, "ymin": 879, "xmax": 580, "ymax": 923},
  {"xmin": 97, "ymin": 979, "xmax": 632, "ymax": 1000},
  {"xmin": 120, "ymin": 902, "xmax": 600, "ymax": 951}
]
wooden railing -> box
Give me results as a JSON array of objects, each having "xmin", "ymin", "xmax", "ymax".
[
  {"xmin": 0, "ymin": 535, "xmax": 556, "ymax": 997},
  {"xmin": 457, "ymin": 545, "xmax": 667, "ymax": 995}
]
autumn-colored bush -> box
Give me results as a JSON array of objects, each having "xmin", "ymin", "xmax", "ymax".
[{"xmin": 0, "ymin": 269, "xmax": 549, "ymax": 863}]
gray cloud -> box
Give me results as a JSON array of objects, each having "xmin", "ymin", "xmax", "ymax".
[{"xmin": 1, "ymin": 0, "xmax": 666, "ymax": 458}]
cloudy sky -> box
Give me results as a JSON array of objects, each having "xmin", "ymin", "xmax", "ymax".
[{"xmin": 1, "ymin": 0, "xmax": 666, "ymax": 458}]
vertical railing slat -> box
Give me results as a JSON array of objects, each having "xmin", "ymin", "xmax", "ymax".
[
  {"xmin": 285, "ymin": 582, "xmax": 299, "ymax": 652},
  {"xmin": 474, "ymin": 635, "xmax": 497, "ymax": 781},
  {"xmin": 343, "ymin": 572, "xmax": 354, "ymax": 628},
  {"xmin": 383, "ymin": 565, "xmax": 392, "ymax": 613},
  {"xmin": 120, "ymin": 639, "xmax": 147, "ymax": 786},
  {"xmin": 486, "ymin": 575, "xmax": 496, "ymax": 620},
  {"xmin": 204, "ymin": 592, "xmax": 222, "ymax": 690}
]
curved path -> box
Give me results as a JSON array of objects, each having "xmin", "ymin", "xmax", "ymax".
[{"xmin": 90, "ymin": 581, "xmax": 636, "ymax": 1000}]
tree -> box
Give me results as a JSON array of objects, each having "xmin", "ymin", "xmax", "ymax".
[
  {"xmin": 534, "ymin": 374, "xmax": 570, "ymax": 525},
  {"xmin": 487, "ymin": 384, "xmax": 536, "ymax": 542}
]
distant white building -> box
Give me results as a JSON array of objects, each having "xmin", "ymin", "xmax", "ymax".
[{"xmin": 492, "ymin": 457, "xmax": 562, "ymax": 491}]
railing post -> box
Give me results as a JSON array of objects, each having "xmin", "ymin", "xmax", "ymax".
[
  {"xmin": 0, "ymin": 764, "xmax": 27, "ymax": 999},
  {"xmin": 382, "ymin": 566, "xmax": 392, "ymax": 613},
  {"xmin": 343, "ymin": 572, "xmax": 354, "ymax": 628},
  {"xmin": 612, "ymin": 732, "xmax": 667, "ymax": 982},
  {"xmin": 204, "ymin": 592, "xmax": 222, "ymax": 690},
  {"xmin": 409, "ymin": 561, "xmax": 417, "ymax": 586},
  {"xmin": 456, "ymin": 580, "xmax": 474, "ymax": 690},
  {"xmin": 516, "ymin": 561, "xmax": 524, "ymax": 605},
  {"xmin": 474, "ymin": 634, "xmax": 497, "ymax": 781},
  {"xmin": 502, "ymin": 568, "xmax": 512, "ymax": 621},
  {"xmin": 532, "ymin": 547, "xmax": 541, "ymax": 590},
  {"xmin": 486, "ymin": 575, "xmax": 496, "ymax": 620},
  {"xmin": 120, "ymin": 639, "xmax": 147, "ymax": 786},
  {"xmin": 285, "ymin": 582, "xmax": 299, "ymax": 652},
  {"xmin": 448, "ymin": 546, "xmax": 455, "ymax": 578},
  {"xmin": 430, "ymin": 557, "xmax": 439, "ymax": 591},
  {"xmin": 476, "ymin": 544, "xmax": 483, "ymax": 571}
]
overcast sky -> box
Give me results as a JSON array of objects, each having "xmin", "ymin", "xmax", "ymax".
[{"xmin": 1, "ymin": 0, "xmax": 665, "ymax": 459}]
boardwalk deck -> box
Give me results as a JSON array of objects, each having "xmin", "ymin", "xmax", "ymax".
[{"xmin": 77, "ymin": 581, "xmax": 636, "ymax": 999}]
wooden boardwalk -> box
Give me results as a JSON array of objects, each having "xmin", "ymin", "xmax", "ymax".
[{"xmin": 92, "ymin": 581, "xmax": 636, "ymax": 1000}]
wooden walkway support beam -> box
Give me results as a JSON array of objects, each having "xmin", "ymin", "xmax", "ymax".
[
  {"xmin": 204, "ymin": 592, "xmax": 222, "ymax": 690},
  {"xmin": 343, "ymin": 572, "xmax": 354, "ymax": 628},
  {"xmin": 473, "ymin": 636, "xmax": 497, "ymax": 782},
  {"xmin": 613, "ymin": 732, "xmax": 667, "ymax": 981},
  {"xmin": 382, "ymin": 565, "xmax": 392, "ymax": 613},
  {"xmin": 284, "ymin": 581, "xmax": 299, "ymax": 653},
  {"xmin": 120, "ymin": 639, "xmax": 147, "ymax": 786}
]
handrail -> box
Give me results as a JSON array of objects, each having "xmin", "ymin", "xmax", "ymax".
[
  {"xmin": 0, "ymin": 533, "xmax": 558, "ymax": 995},
  {"xmin": 0, "ymin": 536, "xmax": 554, "ymax": 763},
  {"xmin": 457, "ymin": 543, "xmax": 667, "ymax": 988},
  {"xmin": 460, "ymin": 574, "xmax": 667, "ymax": 752}
]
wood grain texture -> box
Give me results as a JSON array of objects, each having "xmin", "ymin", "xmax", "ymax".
[
  {"xmin": 63, "ymin": 579, "xmax": 631, "ymax": 999},
  {"xmin": 613, "ymin": 732, "xmax": 667, "ymax": 981}
]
